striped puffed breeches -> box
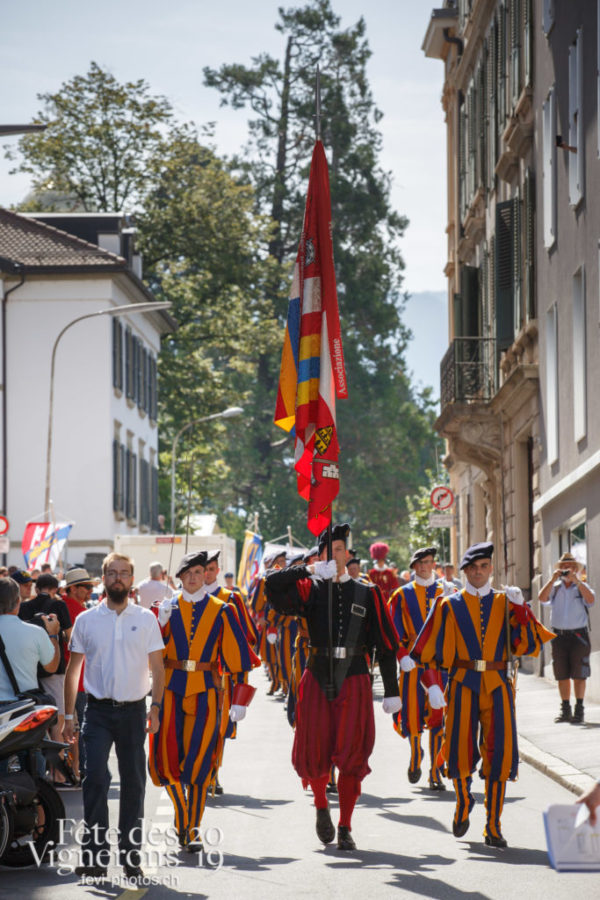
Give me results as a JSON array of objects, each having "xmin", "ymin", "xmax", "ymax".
[{"xmin": 443, "ymin": 679, "xmax": 518, "ymax": 782}]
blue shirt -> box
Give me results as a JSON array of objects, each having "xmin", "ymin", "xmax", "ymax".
[
  {"xmin": 0, "ymin": 614, "xmax": 55, "ymax": 701},
  {"xmin": 543, "ymin": 580, "xmax": 594, "ymax": 630}
]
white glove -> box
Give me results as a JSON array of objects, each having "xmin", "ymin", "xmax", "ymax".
[
  {"xmin": 266, "ymin": 631, "xmax": 278, "ymax": 645},
  {"xmin": 158, "ymin": 597, "xmax": 174, "ymax": 626},
  {"xmin": 427, "ymin": 684, "xmax": 447, "ymax": 709},
  {"xmin": 400, "ymin": 655, "xmax": 416, "ymax": 673},
  {"xmin": 229, "ymin": 704, "xmax": 247, "ymax": 723},
  {"xmin": 503, "ymin": 585, "xmax": 524, "ymax": 605},
  {"xmin": 312, "ymin": 559, "xmax": 337, "ymax": 580},
  {"xmin": 382, "ymin": 696, "xmax": 402, "ymax": 715}
]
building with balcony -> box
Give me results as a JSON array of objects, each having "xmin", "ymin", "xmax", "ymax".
[{"xmin": 424, "ymin": 0, "xmax": 600, "ymax": 696}]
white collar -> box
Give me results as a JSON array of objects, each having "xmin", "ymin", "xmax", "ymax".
[
  {"xmin": 204, "ymin": 580, "xmax": 219, "ymax": 594},
  {"xmin": 181, "ymin": 586, "xmax": 207, "ymax": 603},
  {"xmin": 414, "ymin": 574, "xmax": 435, "ymax": 587},
  {"xmin": 336, "ymin": 572, "xmax": 351, "ymax": 583},
  {"xmin": 465, "ymin": 579, "xmax": 492, "ymax": 598},
  {"xmin": 99, "ymin": 599, "xmax": 133, "ymax": 615}
]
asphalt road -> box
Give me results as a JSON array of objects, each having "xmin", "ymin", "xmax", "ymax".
[{"xmin": 0, "ymin": 669, "xmax": 597, "ymax": 900}]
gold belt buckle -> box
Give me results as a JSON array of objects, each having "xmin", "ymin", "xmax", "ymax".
[
  {"xmin": 332, "ymin": 647, "xmax": 346, "ymax": 659},
  {"xmin": 182, "ymin": 659, "xmax": 195, "ymax": 672},
  {"xmin": 474, "ymin": 659, "xmax": 486, "ymax": 672}
]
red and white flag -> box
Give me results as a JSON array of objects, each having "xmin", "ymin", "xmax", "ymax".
[{"xmin": 22, "ymin": 522, "xmax": 73, "ymax": 570}]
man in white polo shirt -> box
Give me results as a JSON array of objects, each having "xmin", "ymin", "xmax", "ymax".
[{"xmin": 64, "ymin": 552, "xmax": 165, "ymax": 882}]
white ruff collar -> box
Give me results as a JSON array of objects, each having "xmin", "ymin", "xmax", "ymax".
[
  {"xmin": 465, "ymin": 579, "xmax": 492, "ymax": 598},
  {"xmin": 414, "ymin": 574, "xmax": 435, "ymax": 587},
  {"xmin": 181, "ymin": 586, "xmax": 207, "ymax": 603}
]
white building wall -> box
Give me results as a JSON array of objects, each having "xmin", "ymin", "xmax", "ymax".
[{"xmin": 3, "ymin": 273, "xmax": 161, "ymax": 568}]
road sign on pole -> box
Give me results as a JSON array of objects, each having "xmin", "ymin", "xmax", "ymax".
[
  {"xmin": 430, "ymin": 486, "xmax": 454, "ymax": 511},
  {"xmin": 429, "ymin": 513, "xmax": 454, "ymax": 528},
  {"xmin": 0, "ymin": 516, "xmax": 9, "ymax": 536}
]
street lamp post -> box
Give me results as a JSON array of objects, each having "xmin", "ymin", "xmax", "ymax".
[
  {"xmin": 44, "ymin": 301, "xmax": 172, "ymax": 515},
  {"xmin": 170, "ymin": 406, "xmax": 243, "ymax": 533}
]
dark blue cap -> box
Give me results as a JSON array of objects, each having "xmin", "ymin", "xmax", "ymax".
[
  {"xmin": 409, "ymin": 546, "xmax": 437, "ymax": 568},
  {"xmin": 459, "ymin": 542, "xmax": 494, "ymax": 570}
]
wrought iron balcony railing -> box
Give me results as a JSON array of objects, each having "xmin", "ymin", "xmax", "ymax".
[{"xmin": 440, "ymin": 337, "xmax": 497, "ymax": 408}]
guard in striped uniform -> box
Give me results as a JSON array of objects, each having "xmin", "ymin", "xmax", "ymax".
[
  {"xmin": 266, "ymin": 523, "xmax": 401, "ymax": 851},
  {"xmin": 204, "ymin": 550, "xmax": 259, "ymax": 795},
  {"xmin": 149, "ymin": 551, "xmax": 260, "ymax": 852},
  {"xmin": 412, "ymin": 542, "xmax": 555, "ymax": 848},
  {"xmin": 388, "ymin": 547, "xmax": 448, "ymax": 789},
  {"xmin": 250, "ymin": 551, "xmax": 286, "ymax": 695}
]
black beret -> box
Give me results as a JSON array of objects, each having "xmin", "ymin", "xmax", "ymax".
[
  {"xmin": 318, "ymin": 523, "xmax": 351, "ymax": 555},
  {"xmin": 347, "ymin": 557, "xmax": 361, "ymax": 567},
  {"xmin": 409, "ymin": 546, "xmax": 437, "ymax": 568},
  {"xmin": 205, "ymin": 549, "xmax": 220, "ymax": 565},
  {"xmin": 459, "ymin": 542, "xmax": 494, "ymax": 570},
  {"xmin": 176, "ymin": 551, "xmax": 208, "ymax": 578}
]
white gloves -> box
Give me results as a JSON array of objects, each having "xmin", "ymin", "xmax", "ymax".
[
  {"xmin": 503, "ymin": 585, "xmax": 524, "ymax": 605},
  {"xmin": 382, "ymin": 696, "xmax": 402, "ymax": 715},
  {"xmin": 312, "ymin": 560, "xmax": 337, "ymax": 580},
  {"xmin": 427, "ymin": 684, "xmax": 447, "ymax": 709},
  {"xmin": 158, "ymin": 597, "xmax": 174, "ymax": 626},
  {"xmin": 229, "ymin": 704, "xmax": 247, "ymax": 722},
  {"xmin": 400, "ymin": 655, "xmax": 416, "ymax": 673},
  {"xmin": 266, "ymin": 630, "xmax": 278, "ymax": 645}
]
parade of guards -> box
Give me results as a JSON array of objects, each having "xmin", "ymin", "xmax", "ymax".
[{"xmin": 140, "ymin": 529, "xmax": 556, "ymax": 856}]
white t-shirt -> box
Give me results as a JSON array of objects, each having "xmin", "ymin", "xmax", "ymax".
[
  {"xmin": 136, "ymin": 577, "xmax": 173, "ymax": 609},
  {"xmin": 69, "ymin": 600, "xmax": 164, "ymax": 702}
]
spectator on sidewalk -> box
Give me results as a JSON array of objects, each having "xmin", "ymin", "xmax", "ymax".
[
  {"xmin": 19, "ymin": 572, "xmax": 74, "ymax": 785},
  {"xmin": 63, "ymin": 552, "xmax": 165, "ymax": 882},
  {"xmin": 63, "ymin": 567, "xmax": 95, "ymax": 779},
  {"xmin": 0, "ymin": 576, "xmax": 60, "ymax": 702},
  {"xmin": 539, "ymin": 552, "xmax": 595, "ymax": 724},
  {"xmin": 136, "ymin": 561, "xmax": 173, "ymax": 610}
]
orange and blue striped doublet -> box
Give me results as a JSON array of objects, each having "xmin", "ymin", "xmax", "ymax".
[
  {"xmin": 149, "ymin": 593, "xmax": 260, "ymax": 791},
  {"xmin": 413, "ymin": 588, "xmax": 554, "ymax": 781},
  {"xmin": 388, "ymin": 580, "xmax": 447, "ymax": 738},
  {"xmin": 287, "ymin": 622, "xmax": 309, "ymax": 727},
  {"xmin": 209, "ymin": 586, "xmax": 257, "ymax": 741}
]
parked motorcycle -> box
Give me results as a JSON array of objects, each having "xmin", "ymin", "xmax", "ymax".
[{"xmin": 0, "ymin": 698, "xmax": 65, "ymax": 867}]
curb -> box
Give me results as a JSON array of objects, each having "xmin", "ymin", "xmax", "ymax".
[{"xmin": 518, "ymin": 734, "xmax": 598, "ymax": 796}]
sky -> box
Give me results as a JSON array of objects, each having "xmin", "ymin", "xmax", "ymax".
[{"xmin": 1, "ymin": 0, "xmax": 448, "ymax": 392}]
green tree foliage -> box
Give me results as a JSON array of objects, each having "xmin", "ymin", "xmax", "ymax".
[
  {"xmin": 6, "ymin": 61, "xmax": 173, "ymax": 211},
  {"xmin": 204, "ymin": 0, "xmax": 440, "ymax": 544}
]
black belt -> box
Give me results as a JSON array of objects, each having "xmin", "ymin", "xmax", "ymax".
[
  {"xmin": 88, "ymin": 695, "xmax": 146, "ymax": 708},
  {"xmin": 309, "ymin": 646, "xmax": 366, "ymax": 659},
  {"xmin": 553, "ymin": 628, "xmax": 588, "ymax": 636}
]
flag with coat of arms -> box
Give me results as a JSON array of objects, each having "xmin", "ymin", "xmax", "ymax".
[
  {"xmin": 274, "ymin": 140, "xmax": 347, "ymax": 536},
  {"xmin": 22, "ymin": 521, "xmax": 73, "ymax": 570}
]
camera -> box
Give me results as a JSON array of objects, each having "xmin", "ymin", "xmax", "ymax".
[{"xmin": 560, "ymin": 569, "xmax": 572, "ymax": 577}]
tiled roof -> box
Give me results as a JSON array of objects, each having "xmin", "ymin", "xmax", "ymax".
[{"xmin": 0, "ymin": 207, "xmax": 126, "ymax": 271}]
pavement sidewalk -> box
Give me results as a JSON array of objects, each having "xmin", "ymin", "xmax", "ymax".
[{"xmin": 516, "ymin": 669, "xmax": 600, "ymax": 795}]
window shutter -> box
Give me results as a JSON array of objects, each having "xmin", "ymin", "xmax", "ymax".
[
  {"xmin": 524, "ymin": 169, "xmax": 535, "ymax": 319},
  {"xmin": 131, "ymin": 452, "xmax": 137, "ymax": 520},
  {"xmin": 461, "ymin": 266, "xmax": 480, "ymax": 337},
  {"xmin": 524, "ymin": 0, "xmax": 532, "ymax": 87},
  {"xmin": 495, "ymin": 200, "xmax": 515, "ymax": 351},
  {"xmin": 487, "ymin": 26, "xmax": 497, "ymax": 190},
  {"xmin": 513, "ymin": 193, "xmax": 523, "ymax": 335},
  {"xmin": 497, "ymin": 3, "xmax": 507, "ymax": 141},
  {"xmin": 113, "ymin": 439, "xmax": 119, "ymax": 511},
  {"xmin": 151, "ymin": 465, "xmax": 159, "ymax": 531},
  {"xmin": 151, "ymin": 357, "xmax": 158, "ymax": 421},
  {"xmin": 510, "ymin": 0, "xmax": 522, "ymax": 107},
  {"xmin": 125, "ymin": 448, "xmax": 131, "ymax": 516},
  {"xmin": 459, "ymin": 96, "xmax": 467, "ymax": 221}
]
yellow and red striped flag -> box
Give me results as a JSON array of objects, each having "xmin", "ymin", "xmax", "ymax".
[{"xmin": 274, "ymin": 141, "xmax": 347, "ymax": 536}]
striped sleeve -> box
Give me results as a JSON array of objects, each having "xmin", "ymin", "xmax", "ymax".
[
  {"xmin": 220, "ymin": 604, "xmax": 261, "ymax": 675},
  {"xmin": 412, "ymin": 597, "xmax": 455, "ymax": 670}
]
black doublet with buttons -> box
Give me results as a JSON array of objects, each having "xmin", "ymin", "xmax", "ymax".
[{"xmin": 265, "ymin": 566, "xmax": 400, "ymax": 698}]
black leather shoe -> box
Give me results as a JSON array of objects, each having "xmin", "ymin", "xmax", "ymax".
[
  {"xmin": 177, "ymin": 828, "xmax": 188, "ymax": 849},
  {"xmin": 485, "ymin": 833, "xmax": 508, "ymax": 848},
  {"xmin": 75, "ymin": 865, "xmax": 107, "ymax": 879},
  {"xmin": 407, "ymin": 765, "xmax": 422, "ymax": 784},
  {"xmin": 316, "ymin": 806, "xmax": 335, "ymax": 844},
  {"xmin": 428, "ymin": 777, "xmax": 447, "ymax": 791},
  {"xmin": 213, "ymin": 779, "xmax": 224, "ymax": 795},
  {"xmin": 452, "ymin": 817, "xmax": 470, "ymax": 837},
  {"xmin": 337, "ymin": 826, "xmax": 356, "ymax": 851},
  {"xmin": 326, "ymin": 780, "xmax": 338, "ymax": 794},
  {"xmin": 187, "ymin": 839, "xmax": 204, "ymax": 853},
  {"xmin": 123, "ymin": 864, "xmax": 144, "ymax": 881},
  {"xmin": 555, "ymin": 703, "xmax": 572, "ymax": 723}
]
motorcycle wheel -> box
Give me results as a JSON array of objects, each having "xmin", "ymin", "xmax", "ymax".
[
  {"xmin": 0, "ymin": 778, "xmax": 64, "ymax": 867},
  {"xmin": 0, "ymin": 799, "xmax": 13, "ymax": 859}
]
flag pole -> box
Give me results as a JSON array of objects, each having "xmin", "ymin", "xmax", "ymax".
[
  {"xmin": 315, "ymin": 64, "xmax": 334, "ymax": 699},
  {"xmin": 315, "ymin": 65, "xmax": 322, "ymax": 141}
]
